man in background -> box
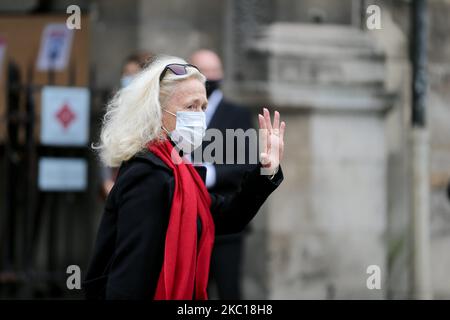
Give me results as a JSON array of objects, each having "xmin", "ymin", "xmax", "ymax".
[{"xmin": 190, "ymin": 49, "xmax": 256, "ymax": 299}]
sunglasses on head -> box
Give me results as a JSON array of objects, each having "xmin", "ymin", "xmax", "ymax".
[{"xmin": 159, "ymin": 63, "xmax": 200, "ymax": 81}]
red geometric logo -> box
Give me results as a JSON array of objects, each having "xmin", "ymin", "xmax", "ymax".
[{"xmin": 55, "ymin": 102, "xmax": 76, "ymax": 129}]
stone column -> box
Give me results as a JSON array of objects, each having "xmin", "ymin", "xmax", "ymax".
[{"xmin": 233, "ymin": 23, "xmax": 394, "ymax": 299}]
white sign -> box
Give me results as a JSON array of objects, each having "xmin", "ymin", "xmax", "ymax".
[
  {"xmin": 38, "ymin": 157, "xmax": 87, "ymax": 191},
  {"xmin": 36, "ymin": 23, "xmax": 74, "ymax": 71},
  {"xmin": 40, "ymin": 86, "xmax": 90, "ymax": 146}
]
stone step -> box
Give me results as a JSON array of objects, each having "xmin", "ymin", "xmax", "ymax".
[
  {"xmin": 247, "ymin": 23, "xmax": 386, "ymax": 86},
  {"xmin": 250, "ymin": 23, "xmax": 384, "ymax": 59}
]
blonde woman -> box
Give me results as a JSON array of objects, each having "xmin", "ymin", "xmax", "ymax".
[{"xmin": 84, "ymin": 55, "xmax": 285, "ymax": 300}]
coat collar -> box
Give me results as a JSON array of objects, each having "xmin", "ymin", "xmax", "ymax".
[
  {"xmin": 133, "ymin": 149, "xmax": 207, "ymax": 183},
  {"xmin": 134, "ymin": 150, "xmax": 171, "ymax": 172}
]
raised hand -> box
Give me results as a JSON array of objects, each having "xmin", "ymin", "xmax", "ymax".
[{"xmin": 258, "ymin": 108, "xmax": 286, "ymax": 176}]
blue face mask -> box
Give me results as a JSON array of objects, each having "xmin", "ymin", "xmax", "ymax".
[
  {"xmin": 162, "ymin": 110, "xmax": 206, "ymax": 153},
  {"xmin": 120, "ymin": 75, "xmax": 134, "ymax": 88}
]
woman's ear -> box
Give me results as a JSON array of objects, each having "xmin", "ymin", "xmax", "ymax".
[{"xmin": 161, "ymin": 108, "xmax": 176, "ymax": 132}]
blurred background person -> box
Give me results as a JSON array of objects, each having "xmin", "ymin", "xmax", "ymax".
[
  {"xmin": 189, "ymin": 49, "xmax": 257, "ymax": 300},
  {"xmin": 99, "ymin": 52, "xmax": 153, "ymax": 200}
]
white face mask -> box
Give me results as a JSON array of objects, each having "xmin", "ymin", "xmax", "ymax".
[
  {"xmin": 120, "ymin": 75, "xmax": 134, "ymax": 88},
  {"xmin": 163, "ymin": 110, "xmax": 206, "ymax": 153}
]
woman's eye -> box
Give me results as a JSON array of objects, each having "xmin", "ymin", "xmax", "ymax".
[{"xmin": 187, "ymin": 105, "xmax": 194, "ymax": 110}]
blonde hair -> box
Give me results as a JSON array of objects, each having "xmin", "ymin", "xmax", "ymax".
[{"xmin": 94, "ymin": 55, "xmax": 206, "ymax": 167}]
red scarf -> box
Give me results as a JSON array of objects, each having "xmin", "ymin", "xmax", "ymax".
[{"xmin": 148, "ymin": 139, "xmax": 215, "ymax": 300}]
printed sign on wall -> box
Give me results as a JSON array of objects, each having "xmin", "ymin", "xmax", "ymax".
[
  {"xmin": 40, "ymin": 86, "xmax": 90, "ymax": 146},
  {"xmin": 38, "ymin": 157, "xmax": 87, "ymax": 191},
  {"xmin": 36, "ymin": 23, "xmax": 74, "ymax": 71}
]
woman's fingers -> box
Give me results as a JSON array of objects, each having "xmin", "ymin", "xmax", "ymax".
[
  {"xmin": 258, "ymin": 113, "xmax": 266, "ymax": 130},
  {"xmin": 262, "ymin": 108, "xmax": 272, "ymax": 151},
  {"xmin": 279, "ymin": 121, "xmax": 286, "ymax": 162},
  {"xmin": 258, "ymin": 114, "xmax": 268, "ymax": 155},
  {"xmin": 280, "ymin": 120, "xmax": 286, "ymax": 141},
  {"xmin": 260, "ymin": 108, "xmax": 286, "ymax": 168},
  {"xmin": 263, "ymin": 108, "xmax": 272, "ymax": 132},
  {"xmin": 280, "ymin": 120, "xmax": 286, "ymax": 134},
  {"xmin": 273, "ymin": 110, "xmax": 280, "ymax": 131}
]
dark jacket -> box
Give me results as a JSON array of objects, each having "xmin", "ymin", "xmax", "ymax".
[
  {"xmin": 204, "ymin": 97, "xmax": 256, "ymax": 195},
  {"xmin": 203, "ymin": 98, "xmax": 257, "ymax": 242},
  {"xmin": 83, "ymin": 150, "xmax": 283, "ymax": 300}
]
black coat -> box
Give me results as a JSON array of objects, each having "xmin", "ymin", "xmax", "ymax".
[{"xmin": 83, "ymin": 150, "xmax": 283, "ymax": 299}]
